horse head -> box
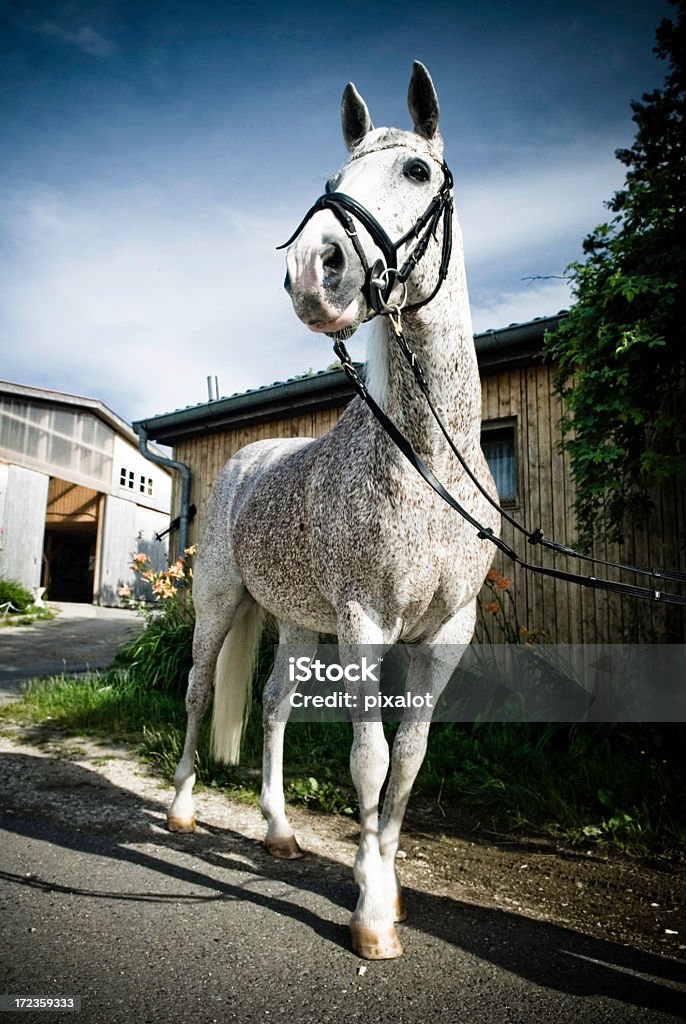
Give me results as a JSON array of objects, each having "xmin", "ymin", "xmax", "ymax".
[{"xmin": 282, "ymin": 61, "xmax": 452, "ymax": 339}]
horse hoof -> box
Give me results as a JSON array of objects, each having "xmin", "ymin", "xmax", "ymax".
[
  {"xmin": 350, "ymin": 923, "xmax": 404, "ymax": 960},
  {"xmin": 264, "ymin": 835, "xmax": 304, "ymax": 859},
  {"xmin": 167, "ymin": 814, "xmax": 196, "ymax": 833},
  {"xmin": 394, "ymin": 893, "xmax": 407, "ymax": 923}
]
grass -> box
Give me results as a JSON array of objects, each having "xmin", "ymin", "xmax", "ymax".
[
  {"xmin": 0, "ymin": 575, "xmax": 54, "ymax": 627},
  {"xmin": 2, "ymin": 665, "xmax": 685, "ymax": 857},
  {"xmin": 415, "ymin": 721, "xmax": 686, "ymax": 856},
  {"xmin": 2, "ymin": 671, "xmax": 186, "ymax": 739},
  {"xmin": 0, "ymin": 577, "xmax": 35, "ymax": 611},
  {"xmin": 0, "ymin": 607, "xmax": 54, "ymax": 627},
  {"xmin": 110, "ymin": 605, "xmax": 194, "ymax": 698}
]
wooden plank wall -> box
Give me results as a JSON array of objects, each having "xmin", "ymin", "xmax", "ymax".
[
  {"xmin": 170, "ymin": 365, "xmax": 684, "ymax": 643},
  {"xmin": 0, "ymin": 463, "xmax": 50, "ymax": 592},
  {"xmin": 45, "ymin": 478, "xmax": 100, "ymax": 524},
  {"xmin": 479, "ymin": 362, "xmax": 685, "ymax": 643}
]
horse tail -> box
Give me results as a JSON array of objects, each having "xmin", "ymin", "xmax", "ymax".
[{"xmin": 211, "ymin": 601, "xmax": 264, "ymax": 765}]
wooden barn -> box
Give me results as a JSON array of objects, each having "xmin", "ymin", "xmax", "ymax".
[
  {"xmin": 133, "ymin": 314, "xmax": 685, "ymax": 643},
  {"xmin": 0, "ymin": 381, "xmax": 172, "ymax": 606}
]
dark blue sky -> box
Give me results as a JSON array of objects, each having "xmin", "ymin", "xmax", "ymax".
[{"xmin": 0, "ymin": 0, "xmax": 673, "ymax": 420}]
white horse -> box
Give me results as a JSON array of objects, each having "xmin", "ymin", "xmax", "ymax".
[{"xmin": 167, "ymin": 61, "xmax": 498, "ymax": 960}]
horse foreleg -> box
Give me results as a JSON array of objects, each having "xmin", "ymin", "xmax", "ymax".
[
  {"xmin": 348, "ymin": 718, "xmax": 401, "ymax": 958},
  {"xmin": 261, "ymin": 623, "xmax": 318, "ymax": 859},
  {"xmin": 167, "ymin": 591, "xmax": 246, "ymax": 832},
  {"xmin": 378, "ymin": 602, "xmax": 477, "ymax": 922},
  {"xmin": 378, "ymin": 717, "xmax": 432, "ymax": 923},
  {"xmin": 337, "ymin": 605, "xmax": 403, "ymax": 959}
]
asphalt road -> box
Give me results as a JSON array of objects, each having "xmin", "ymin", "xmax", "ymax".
[
  {"xmin": 0, "ymin": 604, "xmax": 141, "ymax": 703},
  {"xmin": 1, "ymin": 803, "xmax": 685, "ymax": 1024},
  {"xmin": 0, "ymin": 606, "xmax": 684, "ymax": 1023},
  {"xmin": 1, "ymin": 748, "xmax": 685, "ymax": 1024}
]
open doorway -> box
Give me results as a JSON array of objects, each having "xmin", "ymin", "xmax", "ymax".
[{"xmin": 42, "ymin": 479, "xmax": 102, "ymax": 603}]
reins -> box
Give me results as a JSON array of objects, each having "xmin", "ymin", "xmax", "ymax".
[
  {"xmin": 333, "ymin": 324, "xmax": 686, "ymax": 608},
  {"xmin": 282, "ymin": 158, "xmax": 686, "ymax": 607}
]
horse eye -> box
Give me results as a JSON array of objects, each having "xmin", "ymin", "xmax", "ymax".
[{"xmin": 404, "ymin": 159, "xmax": 430, "ymax": 183}]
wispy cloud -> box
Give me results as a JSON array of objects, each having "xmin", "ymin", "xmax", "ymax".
[
  {"xmin": 0, "ymin": 141, "xmax": 623, "ymax": 424},
  {"xmin": 32, "ymin": 22, "xmax": 115, "ymax": 58},
  {"xmin": 459, "ymin": 146, "xmax": 623, "ymax": 268},
  {"xmin": 0, "ymin": 187, "xmax": 324, "ymax": 421},
  {"xmin": 470, "ymin": 279, "xmax": 572, "ymax": 334},
  {"xmin": 458, "ymin": 143, "xmax": 622, "ymax": 331}
]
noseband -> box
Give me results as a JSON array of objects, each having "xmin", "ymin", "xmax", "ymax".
[{"xmin": 278, "ymin": 160, "xmax": 454, "ymax": 317}]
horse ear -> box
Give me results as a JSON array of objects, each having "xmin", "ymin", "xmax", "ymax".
[
  {"xmin": 408, "ymin": 61, "xmax": 440, "ymax": 140},
  {"xmin": 341, "ymin": 82, "xmax": 373, "ymax": 152}
]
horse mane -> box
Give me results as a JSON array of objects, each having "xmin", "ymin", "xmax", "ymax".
[{"xmin": 364, "ymin": 317, "xmax": 389, "ymax": 411}]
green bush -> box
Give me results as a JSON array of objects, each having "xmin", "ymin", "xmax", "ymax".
[
  {"xmin": 112, "ymin": 601, "xmax": 194, "ymax": 698},
  {"xmin": 416, "ymin": 721, "xmax": 686, "ymax": 856},
  {"xmin": 0, "ymin": 577, "xmax": 35, "ymax": 614},
  {"xmin": 114, "ymin": 550, "xmax": 195, "ymax": 697}
]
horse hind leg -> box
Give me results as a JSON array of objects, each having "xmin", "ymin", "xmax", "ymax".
[
  {"xmin": 260, "ymin": 621, "xmax": 318, "ymax": 859},
  {"xmin": 167, "ymin": 586, "xmax": 255, "ymax": 833}
]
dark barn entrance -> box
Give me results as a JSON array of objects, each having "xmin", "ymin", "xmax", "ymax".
[{"xmin": 42, "ymin": 479, "xmax": 102, "ymax": 603}]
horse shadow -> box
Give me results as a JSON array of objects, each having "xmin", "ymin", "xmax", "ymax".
[{"xmin": 0, "ymin": 751, "xmax": 683, "ymax": 1017}]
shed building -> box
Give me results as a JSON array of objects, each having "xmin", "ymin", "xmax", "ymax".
[
  {"xmin": 133, "ymin": 314, "xmax": 684, "ymax": 643},
  {"xmin": 0, "ymin": 381, "xmax": 171, "ymax": 605}
]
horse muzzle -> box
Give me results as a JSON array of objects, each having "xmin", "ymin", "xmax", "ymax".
[{"xmin": 284, "ymin": 218, "xmax": 368, "ymax": 336}]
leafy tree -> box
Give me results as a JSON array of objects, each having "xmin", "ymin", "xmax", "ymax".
[{"xmin": 546, "ymin": 0, "xmax": 686, "ymax": 548}]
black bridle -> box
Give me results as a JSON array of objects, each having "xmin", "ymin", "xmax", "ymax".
[
  {"xmin": 278, "ymin": 162, "xmax": 454, "ymax": 316},
  {"xmin": 279, "ymin": 156, "xmax": 686, "ymax": 607}
]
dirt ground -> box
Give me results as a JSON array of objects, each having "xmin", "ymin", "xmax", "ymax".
[{"xmin": 0, "ymin": 719, "xmax": 683, "ymax": 966}]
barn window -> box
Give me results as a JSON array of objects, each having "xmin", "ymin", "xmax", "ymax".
[
  {"xmin": 0, "ymin": 397, "xmax": 113, "ymax": 484},
  {"xmin": 140, "ymin": 475, "xmax": 153, "ymax": 496},
  {"xmin": 119, "ymin": 467, "xmax": 135, "ymax": 490},
  {"xmin": 481, "ymin": 423, "xmax": 517, "ymax": 505}
]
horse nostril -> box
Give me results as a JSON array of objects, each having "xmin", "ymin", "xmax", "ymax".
[
  {"xmin": 284, "ymin": 271, "xmax": 292, "ymax": 295},
  {"xmin": 321, "ymin": 241, "xmax": 346, "ymax": 279}
]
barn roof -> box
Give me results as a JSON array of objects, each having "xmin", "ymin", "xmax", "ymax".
[
  {"xmin": 133, "ymin": 312, "xmax": 564, "ymax": 446},
  {"xmin": 0, "ymin": 378, "xmax": 170, "ymax": 461}
]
